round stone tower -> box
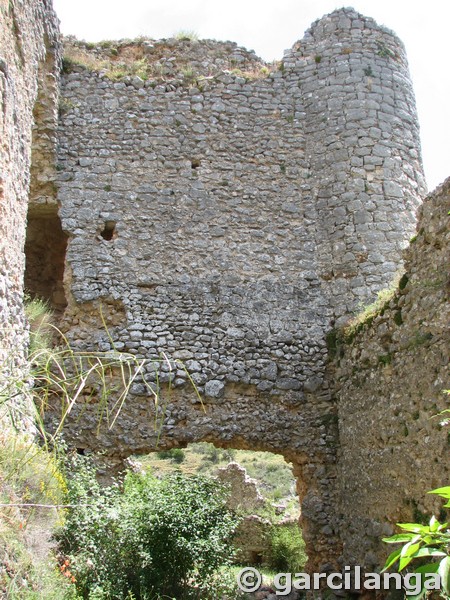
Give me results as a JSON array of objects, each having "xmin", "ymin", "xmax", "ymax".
[{"xmin": 284, "ymin": 7, "xmax": 427, "ymax": 322}]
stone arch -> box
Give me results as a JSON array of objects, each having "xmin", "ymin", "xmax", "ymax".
[
  {"xmin": 47, "ymin": 380, "xmax": 341, "ymax": 572},
  {"xmin": 47, "ymin": 7, "xmax": 430, "ymax": 578}
]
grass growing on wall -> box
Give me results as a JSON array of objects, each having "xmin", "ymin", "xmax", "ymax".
[
  {"xmin": 342, "ymin": 273, "xmax": 403, "ymax": 341},
  {"xmin": 60, "ymin": 37, "xmax": 276, "ymax": 86}
]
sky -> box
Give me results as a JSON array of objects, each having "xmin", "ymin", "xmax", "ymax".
[{"xmin": 52, "ymin": 0, "xmax": 449, "ymax": 192}]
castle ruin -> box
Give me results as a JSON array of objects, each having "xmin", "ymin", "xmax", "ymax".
[{"xmin": 1, "ymin": 1, "xmax": 448, "ymax": 576}]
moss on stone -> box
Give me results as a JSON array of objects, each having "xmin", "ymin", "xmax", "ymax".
[
  {"xmin": 399, "ymin": 273, "xmax": 409, "ymax": 290},
  {"xmin": 393, "ymin": 310, "xmax": 403, "ymax": 326}
]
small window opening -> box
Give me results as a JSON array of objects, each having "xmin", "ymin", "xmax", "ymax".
[
  {"xmin": 101, "ymin": 221, "xmax": 116, "ymax": 241},
  {"xmin": 191, "ymin": 159, "xmax": 201, "ymax": 169}
]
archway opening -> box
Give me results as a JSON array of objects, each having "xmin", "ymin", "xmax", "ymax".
[{"xmin": 132, "ymin": 443, "xmax": 306, "ymax": 573}]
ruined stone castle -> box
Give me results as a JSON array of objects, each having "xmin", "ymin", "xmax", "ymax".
[{"xmin": 1, "ymin": 0, "xmax": 448, "ymax": 576}]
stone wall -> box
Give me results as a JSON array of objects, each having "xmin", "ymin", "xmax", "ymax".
[
  {"xmin": 287, "ymin": 10, "xmax": 426, "ymax": 321},
  {"xmin": 1, "ymin": 1, "xmax": 444, "ymax": 578},
  {"xmin": 56, "ymin": 7, "xmax": 425, "ymax": 388},
  {"xmin": 217, "ymin": 462, "xmax": 269, "ymax": 565},
  {"xmin": 45, "ymin": 8, "xmax": 429, "ymax": 571},
  {"xmin": 217, "ymin": 461, "xmax": 265, "ymax": 512},
  {"xmin": 0, "ymin": 0, "xmax": 60, "ymax": 425},
  {"xmin": 335, "ymin": 178, "xmax": 449, "ymax": 570}
]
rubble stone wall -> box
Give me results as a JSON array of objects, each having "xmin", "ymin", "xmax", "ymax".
[
  {"xmin": 57, "ymin": 8, "xmax": 425, "ymax": 393},
  {"xmin": 0, "ymin": 0, "xmax": 60, "ymax": 425},
  {"xmin": 47, "ymin": 8, "xmax": 431, "ymax": 571},
  {"xmin": 335, "ymin": 179, "xmax": 449, "ymax": 570},
  {"xmin": 3, "ymin": 3, "xmax": 447, "ymax": 578}
]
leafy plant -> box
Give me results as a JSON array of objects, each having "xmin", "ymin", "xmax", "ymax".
[
  {"xmin": 56, "ymin": 456, "xmax": 240, "ymax": 599},
  {"xmin": 382, "ymin": 486, "xmax": 450, "ymax": 599},
  {"xmin": 267, "ymin": 523, "xmax": 307, "ymax": 572}
]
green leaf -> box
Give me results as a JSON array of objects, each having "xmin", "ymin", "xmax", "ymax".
[
  {"xmin": 399, "ymin": 542, "xmax": 422, "ymax": 570},
  {"xmin": 397, "ymin": 523, "xmax": 429, "ymax": 534},
  {"xmin": 422, "ymin": 535, "xmax": 435, "ymax": 545},
  {"xmin": 428, "ymin": 486, "xmax": 450, "ymax": 499},
  {"xmin": 399, "ymin": 554, "xmax": 414, "ymax": 571},
  {"xmin": 382, "ymin": 547, "xmax": 402, "ymax": 572},
  {"xmin": 382, "ymin": 533, "xmax": 416, "ymax": 543},
  {"xmin": 415, "ymin": 562, "xmax": 440, "ymax": 574},
  {"xmin": 438, "ymin": 556, "xmax": 450, "ymax": 596},
  {"xmin": 413, "ymin": 548, "xmax": 446, "ymax": 558},
  {"xmin": 428, "ymin": 516, "xmax": 448, "ymax": 532}
]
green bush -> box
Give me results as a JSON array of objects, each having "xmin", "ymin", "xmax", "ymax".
[
  {"xmin": 267, "ymin": 523, "xmax": 307, "ymax": 573},
  {"xmin": 201, "ymin": 444, "xmax": 221, "ymax": 464},
  {"xmin": 156, "ymin": 447, "xmax": 185, "ymax": 463},
  {"xmin": 56, "ymin": 456, "xmax": 240, "ymax": 599}
]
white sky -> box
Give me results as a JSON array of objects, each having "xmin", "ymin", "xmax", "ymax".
[{"xmin": 52, "ymin": 0, "xmax": 449, "ymax": 192}]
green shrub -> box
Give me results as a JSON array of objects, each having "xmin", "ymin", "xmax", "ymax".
[
  {"xmin": 56, "ymin": 456, "xmax": 240, "ymax": 599},
  {"xmin": 156, "ymin": 447, "xmax": 185, "ymax": 463},
  {"xmin": 267, "ymin": 523, "xmax": 307, "ymax": 573},
  {"xmin": 201, "ymin": 444, "xmax": 221, "ymax": 464}
]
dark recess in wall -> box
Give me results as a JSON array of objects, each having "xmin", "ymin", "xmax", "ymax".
[{"xmin": 24, "ymin": 207, "xmax": 69, "ymax": 311}]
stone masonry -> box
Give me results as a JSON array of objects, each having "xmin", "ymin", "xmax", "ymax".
[
  {"xmin": 0, "ymin": 0, "xmax": 60, "ymax": 427},
  {"xmin": 1, "ymin": 2, "xmax": 447, "ymax": 580},
  {"xmin": 43, "ymin": 8, "xmax": 432, "ymax": 571},
  {"xmin": 335, "ymin": 178, "xmax": 449, "ymax": 570}
]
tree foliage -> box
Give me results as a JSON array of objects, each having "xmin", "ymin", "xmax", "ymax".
[{"xmin": 56, "ymin": 456, "xmax": 240, "ymax": 599}]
